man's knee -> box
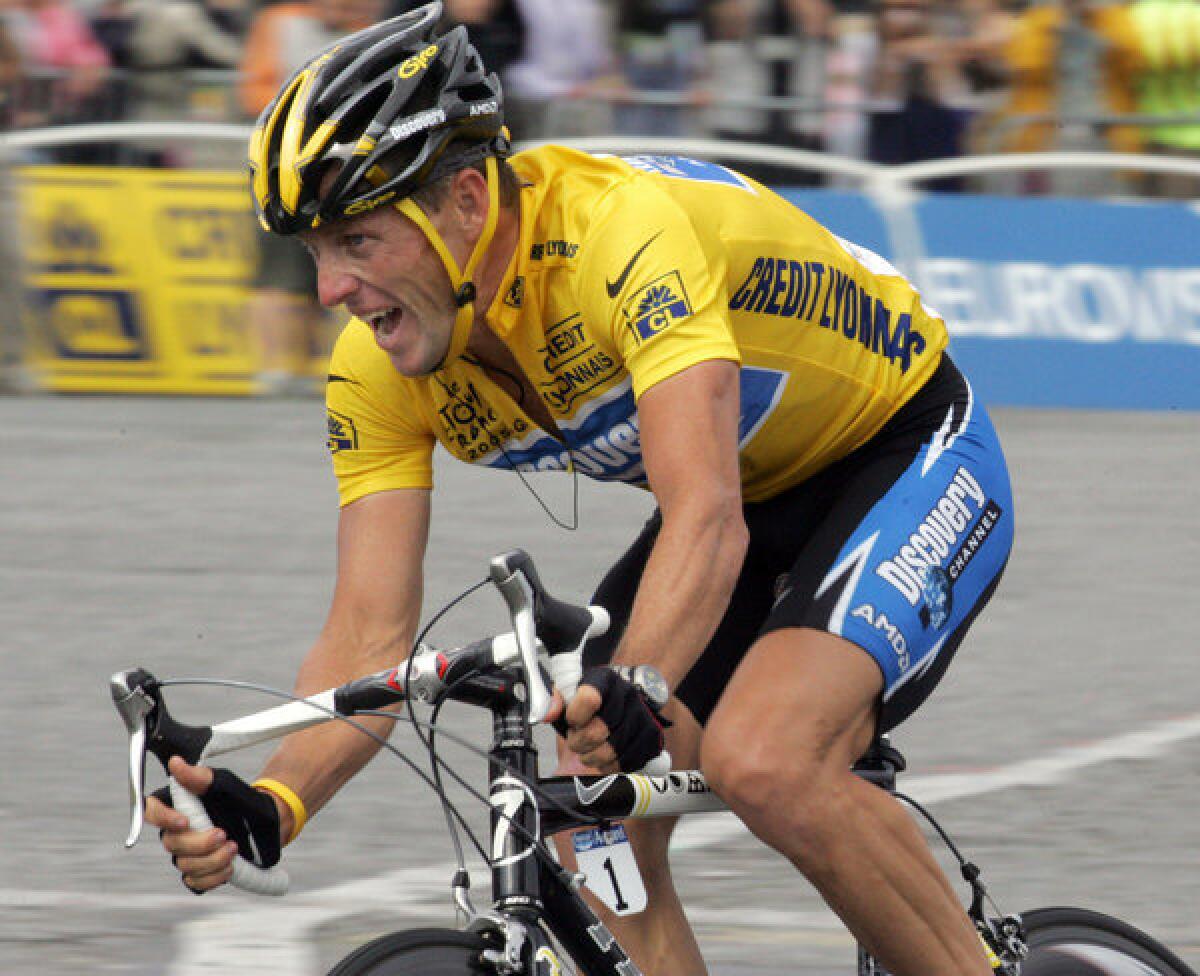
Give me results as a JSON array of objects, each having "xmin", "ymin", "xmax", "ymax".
[
  {"xmin": 703, "ymin": 720, "xmax": 813, "ymax": 820},
  {"xmin": 701, "ymin": 710, "xmax": 854, "ymax": 857},
  {"xmin": 699, "ymin": 629, "xmax": 883, "ymax": 839}
]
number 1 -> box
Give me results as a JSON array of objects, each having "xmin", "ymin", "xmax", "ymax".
[{"xmin": 602, "ymin": 856, "xmax": 629, "ymax": 912}]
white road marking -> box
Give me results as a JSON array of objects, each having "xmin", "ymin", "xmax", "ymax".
[
  {"xmin": 0, "ymin": 890, "xmax": 200, "ymax": 909},
  {"xmin": 17, "ymin": 713, "xmax": 1189, "ymax": 974},
  {"xmin": 671, "ymin": 711, "xmax": 1200, "ymax": 850},
  {"xmin": 163, "ymin": 864, "xmax": 456, "ymax": 973}
]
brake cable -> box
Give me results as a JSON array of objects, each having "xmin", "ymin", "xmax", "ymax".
[
  {"xmin": 161, "ymin": 581, "xmax": 609, "ymax": 898},
  {"xmin": 160, "ymin": 676, "xmax": 491, "ymax": 865},
  {"xmin": 894, "ymin": 791, "xmax": 1008, "ymax": 921}
]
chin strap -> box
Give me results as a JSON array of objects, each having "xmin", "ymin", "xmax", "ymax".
[{"xmin": 395, "ymin": 155, "xmax": 501, "ymax": 369}]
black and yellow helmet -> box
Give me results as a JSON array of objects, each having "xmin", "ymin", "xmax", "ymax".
[{"xmin": 248, "ymin": 1, "xmax": 508, "ymax": 235}]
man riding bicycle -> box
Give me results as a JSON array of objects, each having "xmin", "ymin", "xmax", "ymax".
[{"xmin": 147, "ymin": 5, "xmax": 1014, "ymax": 975}]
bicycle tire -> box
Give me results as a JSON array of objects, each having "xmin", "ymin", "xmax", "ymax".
[
  {"xmin": 326, "ymin": 927, "xmax": 490, "ymax": 976},
  {"xmin": 1020, "ymin": 906, "xmax": 1196, "ymax": 976}
]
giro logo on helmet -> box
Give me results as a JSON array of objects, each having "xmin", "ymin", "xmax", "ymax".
[
  {"xmin": 398, "ymin": 43, "xmax": 439, "ymax": 79},
  {"xmin": 344, "ymin": 191, "xmax": 397, "ymax": 216}
]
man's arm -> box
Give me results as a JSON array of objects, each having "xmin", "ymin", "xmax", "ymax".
[
  {"xmin": 564, "ymin": 359, "xmax": 747, "ymax": 772},
  {"xmin": 612, "ymin": 359, "xmax": 748, "ymax": 687},
  {"xmin": 148, "ymin": 488, "xmax": 431, "ymax": 889},
  {"xmin": 254, "ymin": 487, "xmax": 432, "ymax": 837}
]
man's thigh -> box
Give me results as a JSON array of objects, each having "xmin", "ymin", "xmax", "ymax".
[
  {"xmin": 704, "ymin": 626, "xmax": 883, "ymax": 775},
  {"xmin": 764, "ymin": 399, "xmax": 1013, "ymax": 732},
  {"xmin": 586, "ymin": 366, "xmax": 1013, "ymax": 735}
]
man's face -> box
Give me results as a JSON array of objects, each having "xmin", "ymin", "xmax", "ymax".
[{"xmin": 299, "ymin": 202, "xmax": 459, "ymax": 377}]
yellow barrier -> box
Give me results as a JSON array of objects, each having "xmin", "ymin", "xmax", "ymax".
[{"xmin": 17, "ymin": 166, "xmax": 263, "ymax": 394}]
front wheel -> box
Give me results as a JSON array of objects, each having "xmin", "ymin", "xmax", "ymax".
[
  {"xmin": 327, "ymin": 927, "xmax": 489, "ymax": 976},
  {"xmin": 1019, "ymin": 907, "xmax": 1195, "ymax": 976}
]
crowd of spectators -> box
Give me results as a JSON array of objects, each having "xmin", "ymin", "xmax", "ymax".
[
  {"xmin": 0, "ymin": 1, "xmax": 1194, "ymax": 393},
  {"xmin": 0, "ymin": 0, "xmax": 1197, "ymax": 180}
]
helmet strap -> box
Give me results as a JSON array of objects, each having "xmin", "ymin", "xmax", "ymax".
[{"xmin": 396, "ymin": 155, "xmax": 501, "ymax": 370}]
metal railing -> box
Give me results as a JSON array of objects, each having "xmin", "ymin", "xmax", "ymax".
[{"xmin": 5, "ymin": 123, "xmax": 1200, "ymax": 394}]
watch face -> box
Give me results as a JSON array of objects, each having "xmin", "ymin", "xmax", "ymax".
[{"xmin": 635, "ymin": 666, "xmax": 669, "ymax": 709}]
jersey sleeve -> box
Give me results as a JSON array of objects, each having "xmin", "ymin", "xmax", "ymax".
[
  {"xmin": 577, "ymin": 178, "xmax": 741, "ymax": 400},
  {"xmin": 326, "ymin": 321, "xmax": 436, "ymax": 506}
]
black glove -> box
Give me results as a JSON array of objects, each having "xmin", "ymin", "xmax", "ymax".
[
  {"xmin": 577, "ymin": 666, "xmax": 669, "ymax": 773},
  {"xmin": 153, "ymin": 768, "xmax": 282, "ymax": 871}
]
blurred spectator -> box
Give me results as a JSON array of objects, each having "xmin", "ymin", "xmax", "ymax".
[
  {"xmin": 0, "ymin": 27, "xmax": 20, "ymax": 390},
  {"xmin": 954, "ymin": 0, "xmax": 1014, "ymax": 111},
  {"xmin": 614, "ymin": 0, "xmax": 705, "ymax": 136},
  {"xmin": 701, "ymin": 0, "xmax": 832, "ymax": 185},
  {"xmin": 864, "ymin": 0, "xmax": 970, "ymax": 188},
  {"xmin": 703, "ymin": 0, "xmax": 770, "ymax": 148},
  {"xmin": 437, "ymin": 0, "xmax": 525, "ymax": 84},
  {"xmin": 202, "ymin": 0, "xmax": 251, "ymax": 41},
  {"xmin": 821, "ymin": 10, "xmax": 874, "ymax": 172},
  {"xmin": 240, "ymin": 0, "xmax": 385, "ymax": 395},
  {"xmin": 773, "ymin": 0, "xmax": 832, "ymax": 179},
  {"xmin": 2, "ymin": 0, "xmax": 112, "ymax": 139},
  {"xmin": 1001, "ymin": 0, "xmax": 1143, "ymax": 195},
  {"xmin": 502, "ymin": 0, "xmax": 614, "ymax": 140},
  {"xmin": 241, "ymin": 0, "xmax": 382, "ymax": 119},
  {"xmin": 90, "ymin": 0, "xmax": 244, "ymax": 164},
  {"xmin": 0, "ymin": 15, "xmax": 20, "ymax": 129},
  {"xmin": 1131, "ymin": 0, "xmax": 1200, "ymax": 196}
]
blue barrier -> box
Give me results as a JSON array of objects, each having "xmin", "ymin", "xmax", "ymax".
[{"xmin": 777, "ymin": 188, "xmax": 1200, "ymax": 410}]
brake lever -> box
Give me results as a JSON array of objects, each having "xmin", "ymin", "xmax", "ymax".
[
  {"xmin": 109, "ymin": 668, "xmax": 290, "ymax": 895},
  {"xmin": 110, "ymin": 668, "xmax": 160, "ymax": 848},
  {"xmin": 490, "ymin": 551, "xmax": 552, "ymax": 725}
]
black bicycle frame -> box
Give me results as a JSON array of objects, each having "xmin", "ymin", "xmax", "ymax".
[
  {"xmin": 477, "ymin": 676, "xmax": 652, "ymax": 976},
  {"xmin": 476, "ymin": 678, "xmax": 905, "ymax": 976}
]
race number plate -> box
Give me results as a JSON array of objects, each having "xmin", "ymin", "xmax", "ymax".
[{"xmin": 572, "ymin": 824, "xmax": 647, "ymax": 916}]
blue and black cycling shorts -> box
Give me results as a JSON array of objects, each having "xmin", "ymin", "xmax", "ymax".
[{"xmin": 585, "ymin": 353, "xmax": 1014, "ymax": 733}]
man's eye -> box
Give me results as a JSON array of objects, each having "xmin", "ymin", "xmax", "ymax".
[{"xmin": 342, "ymin": 234, "xmax": 367, "ymax": 250}]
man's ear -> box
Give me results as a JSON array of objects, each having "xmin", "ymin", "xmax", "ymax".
[{"xmin": 452, "ymin": 166, "xmax": 491, "ymax": 237}]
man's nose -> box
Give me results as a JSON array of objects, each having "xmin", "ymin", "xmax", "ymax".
[{"xmin": 316, "ymin": 260, "xmax": 358, "ymax": 308}]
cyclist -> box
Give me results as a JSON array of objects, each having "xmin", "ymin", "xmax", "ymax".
[{"xmin": 146, "ymin": 5, "xmax": 1014, "ymax": 975}]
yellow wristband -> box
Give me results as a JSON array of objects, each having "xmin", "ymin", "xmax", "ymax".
[{"xmin": 252, "ymin": 778, "xmax": 307, "ymax": 845}]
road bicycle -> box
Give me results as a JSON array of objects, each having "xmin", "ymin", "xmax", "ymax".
[{"xmin": 111, "ymin": 549, "xmax": 1196, "ymax": 976}]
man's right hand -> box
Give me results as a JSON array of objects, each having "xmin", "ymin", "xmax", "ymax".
[
  {"xmin": 562, "ymin": 666, "xmax": 669, "ymax": 774},
  {"xmin": 145, "ymin": 757, "xmax": 285, "ymax": 893}
]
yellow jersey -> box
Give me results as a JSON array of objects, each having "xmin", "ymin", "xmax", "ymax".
[{"xmin": 326, "ymin": 146, "xmax": 948, "ymax": 507}]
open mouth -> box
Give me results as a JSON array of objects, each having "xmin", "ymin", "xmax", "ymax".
[{"xmin": 364, "ymin": 307, "xmax": 403, "ymax": 332}]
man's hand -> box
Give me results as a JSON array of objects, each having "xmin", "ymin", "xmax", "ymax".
[
  {"xmin": 561, "ymin": 667, "xmax": 668, "ymax": 774},
  {"xmin": 145, "ymin": 757, "xmax": 283, "ymax": 894}
]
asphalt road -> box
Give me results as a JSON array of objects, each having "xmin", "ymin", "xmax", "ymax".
[{"xmin": 2, "ymin": 395, "xmax": 1197, "ymax": 975}]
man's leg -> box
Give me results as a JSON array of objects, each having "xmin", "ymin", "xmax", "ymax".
[
  {"xmin": 553, "ymin": 697, "xmax": 708, "ymax": 976},
  {"xmin": 702, "ymin": 627, "xmax": 992, "ymax": 976}
]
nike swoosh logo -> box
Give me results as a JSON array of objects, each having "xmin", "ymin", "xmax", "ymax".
[
  {"xmin": 574, "ymin": 774, "xmax": 619, "ymax": 807},
  {"xmin": 605, "ymin": 232, "xmax": 662, "ymax": 299},
  {"xmin": 327, "ymin": 374, "xmax": 358, "ymax": 385}
]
